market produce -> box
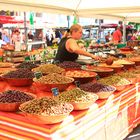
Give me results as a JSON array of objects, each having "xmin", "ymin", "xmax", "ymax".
[
  {"xmin": 58, "ymin": 61, "xmax": 81, "ymax": 69},
  {"xmin": 20, "ymin": 97, "xmax": 73, "ymax": 115},
  {"xmin": 57, "ymin": 88, "xmax": 97, "ymax": 103},
  {"xmin": 16, "ymin": 61, "xmax": 38, "ymax": 70},
  {"xmin": 2, "ymin": 68, "xmax": 34, "ymax": 79},
  {"xmin": 65, "ymin": 70, "xmax": 92, "ymax": 78},
  {"xmin": 32, "ymin": 64, "xmax": 65, "ymax": 74},
  {"xmin": 80, "ymin": 82, "xmax": 115, "ymax": 93},
  {"xmin": 98, "ymin": 75, "xmax": 130, "ymax": 86},
  {"xmin": 0, "ymin": 90, "xmax": 35, "ymax": 103},
  {"xmin": 114, "ymin": 59, "xmax": 134, "ymax": 65},
  {"xmin": 34, "ymin": 73, "xmax": 73, "ymax": 84},
  {"xmin": 116, "ymin": 72, "xmax": 136, "ymax": 78}
]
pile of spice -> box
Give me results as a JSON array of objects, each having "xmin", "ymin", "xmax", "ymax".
[
  {"xmin": 16, "ymin": 62, "xmax": 38, "ymax": 70},
  {"xmin": 20, "ymin": 97, "xmax": 73, "ymax": 116},
  {"xmin": 34, "ymin": 73, "xmax": 73, "ymax": 84},
  {"xmin": 2, "ymin": 69, "xmax": 34, "ymax": 79},
  {"xmin": 58, "ymin": 61, "xmax": 81, "ymax": 69},
  {"xmin": 32, "ymin": 64, "xmax": 65, "ymax": 74},
  {"xmin": 115, "ymin": 72, "xmax": 136, "ymax": 78},
  {"xmin": 57, "ymin": 88, "xmax": 98, "ymax": 103},
  {"xmin": 98, "ymin": 75, "xmax": 130, "ymax": 86},
  {"xmin": 0, "ymin": 90, "xmax": 35, "ymax": 103},
  {"xmin": 79, "ymin": 82, "xmax": 115, "ymax": 93}
]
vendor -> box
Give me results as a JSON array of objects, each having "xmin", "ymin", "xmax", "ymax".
[{"xmin": 54, "ymin": 24, "xmax": 100, "ymax": 62}]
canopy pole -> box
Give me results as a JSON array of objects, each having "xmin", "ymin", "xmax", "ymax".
[
  {"xmin": 24, "ymin": 12, "xmax": 27, "ymax": 48},
  {"xmin": 123, "ymin": 18, "xmax": 126, "ymax": 44}
]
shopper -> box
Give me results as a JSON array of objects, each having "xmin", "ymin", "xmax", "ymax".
[
  {"xmin": 54, "ymin": 24, "xmax": 100, "ymax": 62},
  {"xmin": 112, "ymin": 26, "xmax": 122, "ymax": 44}
]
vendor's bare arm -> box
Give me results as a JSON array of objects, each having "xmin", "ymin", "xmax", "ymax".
[{"xmin": 66, "ymin": 39, "xmax": 98, "ymax": 59}]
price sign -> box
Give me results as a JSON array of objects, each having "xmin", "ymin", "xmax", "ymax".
[
  {"xmin": 53, "ymin": 60, "xmax": 60, "ymax": 64},
  {"xmin": 74, "ymin": 81, "xmax": 80, "ymax": 87},
  {"xmin": 51, "ymin": 88, "xmax": 59, "ymax": 96},
  {"xmin": 34, "ymin": 72, "xmax": 42, "ymax": 79}
]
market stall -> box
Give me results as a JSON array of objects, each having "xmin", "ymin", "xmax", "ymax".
[
  {"xmin": 0, "ymin": 81, "xmax": 139, "ymax": 140},
  {"xmin": 0, "ymin": 58, "xmax": 139, "ymax": 140}
]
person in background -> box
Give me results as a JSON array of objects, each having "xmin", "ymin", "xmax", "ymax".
[
  {"xmin": 127, "ymin": 31, "xmax": 132, "ymax": 41},
  {"xmin": 105, "ymin": 32, "xmax": 111, "ymax": 42},
  {"xmin": 0, "ymin": 32, "xmax": 6, "ymax": 47},
  {"xmin": 28, "ymin": 30, "xmax": 34, "ymax": 40},
  {"xmin": 54, "ymin": 24, "xmax": 100, "ymax": 62},
  {"xmin": 11, "ymin": 30, "xmax": 21, "ymax": 44},
  {"xmin": 131, "ymin": 29, "xmax": 138, "ymax": 40},
  {"xmin": 112, "ymin": 26, "xmax": 122, "ymax": 44}
]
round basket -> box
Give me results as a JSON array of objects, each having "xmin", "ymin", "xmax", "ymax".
[
  {"xmin": 96, "ymin": 86, "xmax": 116, "ymax": 99},
  {"xmin": 3, "ymin": 77, "xmax": 33, "ymax": 87},
  {"xmin": 19, "ymin": 102, "xmax": 73, "ymax": 124},
  {"xmin": 33, "ymin": 77, "xmax": 74, "ymax": 92},
  {"xmin": 71, "ymin": 93, "xmax": 98, "ymax": 110},
  {"xmin": 0, "ymin": 92, "xmax": 36, "ymax": 112}
]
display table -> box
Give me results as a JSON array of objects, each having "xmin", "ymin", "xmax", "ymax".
[
  {"xmin": 27, "ymin": 41, "xmax": 46, "ymax": 52},
  {"xmin": 0, "ymin": 81, "xmax": 140, "ymax": 140}
]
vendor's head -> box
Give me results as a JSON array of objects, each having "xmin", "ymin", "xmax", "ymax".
[{"xmin": 70, "ymin": 24, "xmax": 83, "ymax": 40}]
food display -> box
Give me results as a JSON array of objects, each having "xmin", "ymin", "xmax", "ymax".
[
  {"xmin": 34, "ymin": 73, "xmax": 73, "ymax": 84},
  {"xmin": 2, "ymin": 69, "xmax": 35, "ymax": 86},
  {"xmin": 32, "ymin": 64, "xmax": 65, "ymax": 75},
  {"xmin": 98, "ymin": 75, "xmax": 130, "ymax": 86},
  {"xmin": 64, "ymin": 70, "xmax": 97, "ymax": 83},
  {"xmin": 0, "ymin": 68, "xmax": 16, "ymax": 74},
  {"xmin": 16, "ymin": 61, "xmax": 38, "ymax": 70},
  {"xmin": 2, "ymin": 68, "xmax": 34, "ymax": 79},
  {"xmin": 0, "ymin": 62, "xmax": 13, "ymax": 68},
  {"xmin": 98, "ymin": 75, "xmax": 131, "ymax": 91},
  {"xmin": 125, "ymin": 57, "xmax": 140, "ymax": 66},
  {"xmin": 65, "ymin": 70, "xmax": 92, "ymax": 77},
  {"xmin": 58, "ymin": 61, "xmax": 81, "ymax": 69},
  {"xmin": 98, "ymin": 63, "xmax": 123, "ymax": 73},
  {"xmin": 80, "ymin": 82, "xmax": 115, "ymax": 93},
  {"xmin": 0, "ymin": 90, "xmax": 36, "ymax": 111},
  {"xmin": 0, "ymin": 90, "xmax": 35, "ymax": 103},
  {"xmin": 79, "ymin": 82, "xmax": 116, "ymax": 99},
  {"xmin": 56, "ymin": 88, "xmax": 98, "ymax": 110},
  {"xmin": 116, "ymin": 72, "xmax": 137, "ymax": 84},
  {"xmin": 33, "ymin": 73, "xmax": 74, "ymax": 91},
  {"xmin": 113, "ymin": 59, "xmax": 135, "ymax": 65},
  {"xmin": 82, "ymin": 65, "xmax": 114, "ymax": 77},
  {"xmin": 19, "ymin": 97, "xmax": 73, "ymax": 124}
]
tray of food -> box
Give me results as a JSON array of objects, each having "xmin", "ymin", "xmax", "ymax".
[
  {"xmin": 19, "ymin": 97, "xmax": 73, "ymax": 124},
  {"xmin": 32, "ymin": 64, "xmax": 65, "ymax": 75},
  {"xmin": 98, "ymin": 75, "xmax": 131, "ymax": 91},
  {"xmin": 2, "ymin": 69, "xmax": 35, "ymax": 86},
  {"xmin": 81, "ymin": 65, "xmax": 114, "ymax": 78},
  {"xmin": 56, "ymin": 88, "xmax": 98, "ymax": 110},
  {"xmin": 33, "ymin": 73, "xmax": 74, "ymax": 92},
  {"xmin": 98, "ymin": 63, "xmax": 123, "ymax": 73},
  {"xmin": 63, "ymin": 70, "xmax": 97, "ymax": 84},
  {"xmin": 79, "ymin": 82, "xmax": 116, "ymax": 99},
  {"xmin": 0, "ymin": 90, "xmax": 36, "ymax": 112},
  {"xmin": 0, "ymin": 62, "xmax": 14, "ymax": 68}
]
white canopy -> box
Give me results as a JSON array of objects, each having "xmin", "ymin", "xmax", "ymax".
[{"xmin": 1, "ymin": 0, "xmax": 140, "ymax": 22}]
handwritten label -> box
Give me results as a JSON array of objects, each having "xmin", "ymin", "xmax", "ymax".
[
  {"xmin": 74, "ymin": 81, "xmax": 80, "ymax": 87},
  {"xmin": 51, "ymin": 88, "xmax": 59, "ymax": 96},
  {"xmin": 34, "ymin": 72, "xmax": 42, "ymax": 79}
]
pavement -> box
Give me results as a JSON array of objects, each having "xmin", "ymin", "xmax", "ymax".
[{"xmin": 124, "ymin": 125, "xmax": 140, "ymax": 140}]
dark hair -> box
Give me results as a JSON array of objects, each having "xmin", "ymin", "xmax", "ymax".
[{"xmin": 66, "ymin": 29, "xmax": 70, "ymax": 33}]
